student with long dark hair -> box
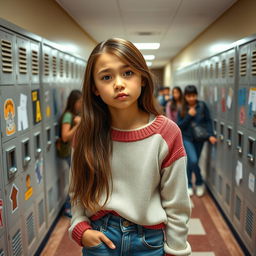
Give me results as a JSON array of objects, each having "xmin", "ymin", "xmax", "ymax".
[
  {"xmin": 165, "ymin": 86, "xmax": 183, "ymax": 123},
  {"xmin": 69, "ymin": 38, "xmax": 191, "ymax": 256},
  {"xmin": 56, "ymin": 89, "xmax": 82, "ymax": 217},
  {"xmin": 177, "ymin": 85, "xmax": 217, "ymax": 197}
]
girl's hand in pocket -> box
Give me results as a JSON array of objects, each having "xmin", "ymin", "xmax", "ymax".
[{"xmin": 82, "ymin": 229, "xmax": 116, "ymax": 249}]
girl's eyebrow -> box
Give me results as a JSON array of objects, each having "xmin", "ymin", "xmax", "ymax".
[{"xmin": 97, "ymin": 64, "xmax": 130, "ymax": 75}]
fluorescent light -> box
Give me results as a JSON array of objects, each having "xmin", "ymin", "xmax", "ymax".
[
  {"xmin": 146, "ymin": 61, "xmax": 152, "ymax": 67},
  {"xmin": 143, "ymin": 55, "xmax": 155, "ymax": 60},
  {"xmin": 134, "ymin": 43, "xmax": 160, "ymax": 50}
]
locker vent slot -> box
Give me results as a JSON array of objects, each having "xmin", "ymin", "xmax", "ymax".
[
  {"xmin": 48, "ymin": 187, "xmax": 54, "ymax": 211},
  {"xmin": 251, "ymin": 50, "xmax": 256, "ymax": 75},
  {"xmin": 44, "ymin": 53, "xmax": 49, "ymax": 76},
  {"xmin": 32, "ymin": 50, "xmax": 39, "ymax": 75},
  {"xmin": 229, "ymin": 57, "xmax": 234, "ymax": 77},
  {"xmin": 0, "ymin": 249, "xmax": 4, "ymax": 256},
  {"xmin": 1, "ymin": 39, "xmax": 13, "ymax": 73},
  {"xmin": 38, "ymin": 199, "xmax": 45, "ymax": 227},
  {"xmin": 204, "ymin": 66, "xmax": 208, "ymax": 79},
  {"xmin": 26, "ymin": 212, "xmax": 35, "ymax": 245},
  {"xmin": 12, "ymin": 229, "xmax": 23, "ymax": 256},
  {"xmin": 18, "ymin": 47, "xmax": 27, "ymax": 74},
  {"xmin": 52, "ymin": 56, "xmax": 57, "ymax": 77},
  {"xmin": 240, "ymin": 53, "xmax": 247, "ymax": 76},
  {"xmin": 245, "ymin": 208, "xmax": 253, "ymax": 237},
  {"xmin": 218, "ymin": 175, "xmax": 222, "ymax": 194},
  {"xmin": 235, "ymin": 195, "xmax": 241, "ymax": 220},
  {"xmin": 71, "ymin": 62, "xmax": 74, "ymax": 78},
  {"xmin": 225, "ymin": 184, "xmax": 230, "ymax": 205},
  {"xmin": 221, "ymin": 59, "xmax": 226, "ymax": 78},
  {"xmin": 209, "ymin": 64, "xmax": 213, "ymax": 78},
  {"xmin": 65, "ymin": 60, "xmax": 69, "ymax": 78},
  {"xmin": 60, "ymin": 58, "xmax": 64, "ymax": 77},
  {"xmin": 215, "ymin": 62, "xmax": 219, "ymax": 78}
]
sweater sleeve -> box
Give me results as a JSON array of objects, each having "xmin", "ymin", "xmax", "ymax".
[
  {"xmin": 68, "ymin": 150, "xmax": 92, "ymax": 246},
  {"xmin": 160, "ymin": 128, "xmax": 191, "ymax": 255}
]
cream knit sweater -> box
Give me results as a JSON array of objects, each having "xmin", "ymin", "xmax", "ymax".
[{"xmin": 69, "ymin": 115, "xmax": 191, "ymax": 255}]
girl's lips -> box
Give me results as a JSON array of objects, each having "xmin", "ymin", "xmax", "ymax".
[{"xmin": 115, "ymin": 93, "xmax": 128, "ymax": 99}]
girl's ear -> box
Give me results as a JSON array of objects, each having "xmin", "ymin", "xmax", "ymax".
[{"xmin": 93, "ymin": 86, "xmax": 100, "ymax": 96}]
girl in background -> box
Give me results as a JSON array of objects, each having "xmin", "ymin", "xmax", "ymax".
[
  {"xmin": 177, "ymin": 85, "xmax": 217, "ymax": 197},
  {"xmin": 69, "ymin": 38, "xmax": 191, "ymax": 256},
  {"xmin": 165, "ymin": 86, "xmax": 183, "ymax": 123},
  {"xmin": 57, "ymin": 89, "xmax": 82, "ymax": 217}
]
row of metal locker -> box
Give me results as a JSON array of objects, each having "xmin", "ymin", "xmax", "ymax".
[
  {"xmin": 0, "ymin": 19, "xmax": 86, "ymax": 256},
  {"xmin": 175, "ymin": 36, "xmax": 256, "ymax": 255}
]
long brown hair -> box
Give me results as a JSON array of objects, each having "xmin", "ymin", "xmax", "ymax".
[{"xmin": 70, "ymin": 38, "xmax": 160, "ymax": 212}]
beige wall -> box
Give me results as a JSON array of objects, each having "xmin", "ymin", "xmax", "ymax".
[
  {"xmin": 164, "ymin": 0, "xmax": 256, "ymax": 86},
  {"xmin": 0, "ymin": 0, "xmax": 97, "ymax": 59}
]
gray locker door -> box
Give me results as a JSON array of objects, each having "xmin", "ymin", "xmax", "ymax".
[
  {"xmin": 8, "ymin": 223, "xmax": 25, "ymax": 256},
  {"xmin": 0, "ymin": 234, "xmax": 8, "ymax": 256},
  {"xmin": 16, "ymin": 36, "xmax": 30, "ymax": 85},
  {"xmin": 0, "ymin": 29, "xmax": 16, "ymax": 85}
]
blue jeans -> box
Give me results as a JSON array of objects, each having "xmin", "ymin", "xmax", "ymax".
[
  {"xmin": 183, "ymin": 138, "xmax": 204, "ymax": 187},
  {"xmin": 82, "ymin": 214, "xmax": 165, "ymax": 256}
]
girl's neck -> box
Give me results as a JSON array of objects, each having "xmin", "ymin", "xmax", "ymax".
[{"xmin": 110, "ymin": 107, "xmax": 149, "ymax": 130}]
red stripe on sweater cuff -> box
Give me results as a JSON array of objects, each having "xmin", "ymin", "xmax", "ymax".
[{"xmin": 72, "ymin": 221, "xmax": 92, "ymax": 246}]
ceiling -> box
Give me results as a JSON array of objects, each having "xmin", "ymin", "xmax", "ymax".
[{"xmin": 56, "ymin": 0, "xmax": 237, "ymax": 68}]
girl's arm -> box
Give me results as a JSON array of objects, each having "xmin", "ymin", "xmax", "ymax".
[
  {"xmin": 160, "ymin": 130, "xmax": 191, "ymax": 256},
  {"xmin": 61, "ymin": 115, "xmax": 81, "ymax": 142},
  {"xmin": 177, "ymin": 111, "xmax": 193, "ymax": 129}
]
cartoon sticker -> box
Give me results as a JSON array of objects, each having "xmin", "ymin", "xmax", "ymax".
[
  {"xmin": 0, "ymin": 199, "xmax": 3, "ymax": 227},
  {"xmin": 238, "ymin": 88, "xmax": 246, "ymax": 106},
  {"xmin": 25, "ymin": 175, "xmax": 33, "ymax": 200},
  {"xmin": 32, "ymin": 90, "xmax": 42, "ymax": 124},
  {"xmin": 9, "ymin": 183, "xmax": 19, "ymax": 214},
  {"xmin": 4, "ymin": 98, "xmax": 16, "ymax": 136},
  {"xmin": 35, "ymin": 159, "xmax": 43, "ymax": 184},
  {"xmin": 239, "ymin": 107, "xmax": 246, "ymax": 125}
]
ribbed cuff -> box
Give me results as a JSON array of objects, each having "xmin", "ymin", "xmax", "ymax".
[{"xmin": 72, "ymin": 221, "xmax": 92, "ymax": 246}]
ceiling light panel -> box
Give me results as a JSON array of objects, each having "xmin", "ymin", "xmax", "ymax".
[{"xmin": 134, "ymin": 43, "xmax": 160, "ymax": 50}]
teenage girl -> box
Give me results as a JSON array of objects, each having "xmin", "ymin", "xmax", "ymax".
[
  {"xmin": 177, "ymin": 85, "xmax": 217, "ymax": 197},
  {"xmin": 69, "ymin": 38, "xmax": 191, "ymax": 256},
  {"xmin": 165, "ymin": 86, "xmax": 183, "ymax": 123},
  {"xmin": 57, "ymin": 89, "xmax": 82, "ymax": 217}
]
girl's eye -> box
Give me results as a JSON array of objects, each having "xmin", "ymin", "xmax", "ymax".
[
  {"xmin": 123, "ymin": 70, "xmax": 134, "ymax": 77},
  {"xmin": 102, "ymin": 75, "xmax": 111, "ymax": 81}
]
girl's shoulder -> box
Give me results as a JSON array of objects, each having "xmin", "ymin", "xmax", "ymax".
[{"xmin": 157, "ymin": 115, "xmax": 180, "ymax": 134}]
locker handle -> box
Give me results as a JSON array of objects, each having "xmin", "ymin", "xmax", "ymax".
[
  {"xmin": 219, "ymin": 134, "xmax": 224, "ymax": 141},
  {"xmin": 236, "ymin": 146, "xmax": 242, "ymax": 154},
  {"xmin": 24, "ymin": 156, "xmax": 31, "ymax": 165},
  {"xmin": 247, "ymin": 154, "xmax": 254, "ymax": 163},
  {"xmin": 226, "ymin": 139, "xmax": 232, "ymax": 147},
  {"xmin": 36, "ymin": 148, "xmax": 42, "ymax": 154},
  {"xmin": 47, "ymin": 141, "xmax": 52, "ymax": 150},
  {"xmin": 9, "ymin": 167, "xmax": 17, "ymax": 175}
]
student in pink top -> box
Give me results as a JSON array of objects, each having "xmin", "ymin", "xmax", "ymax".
[
  {"xmin": 69, "ymin": 38, "xmax": 191, "ymax": 256},
  {"xmin": 165, "ymin": 87, "xmax": 183, "ymax": 123}
]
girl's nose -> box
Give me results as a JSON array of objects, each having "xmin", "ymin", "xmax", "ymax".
[{"xmin": 114, "ymin": 76, "xmax": 125, "ymax": 90}]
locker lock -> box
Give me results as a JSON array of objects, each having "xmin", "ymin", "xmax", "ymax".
[
  {"xmin": 219, "ymin": 134, "xmax": 224, "ymax": 141},
  {"xmin": 23, "ymin": 156, "xmax": 31, "ymax": 166},
  {"xmin": 36, "ymin": 148, "xmax": 42, "ymax": 157},
  {"xmin": 9, "ymin": 167, "xmax": 17, "ymax": 177},
  {"xmin": 47, "ymin": 140, "xmax": 52, "ymax": 150}
]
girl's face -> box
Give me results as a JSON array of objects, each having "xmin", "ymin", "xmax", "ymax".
[
  {"xmin": 93, "ymin": 53, "xmax": 143, "ymax": 113},
  {"xmin": 185, "ymin": 93, "xmax": 197, "ymax": 106},
  {"xmin": 75, "ymin": 98, "xmax": 82, "ymax": 114},
  {"xmin": 172, "ymin": 89, "xmax": 181, "ymax": 101}
]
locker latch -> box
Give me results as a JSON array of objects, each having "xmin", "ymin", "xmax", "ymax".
[
  {"xmin": 236, "ymin": 132, "xmax": 243, "ymax": 155},
  {"xmin": 226, "ymin": 126, "xmax": 232, "ymax": 147},
  {"xmin": 219, "ymin": 123, "xmax": 224, "ymax": 141},
  {"xmin": 247, "ymin": 137, "xmax": 255, "ymax": 163},
  {"xmin": 7, "ymin": 148, "xmax": 17, "ymax": 179}
]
